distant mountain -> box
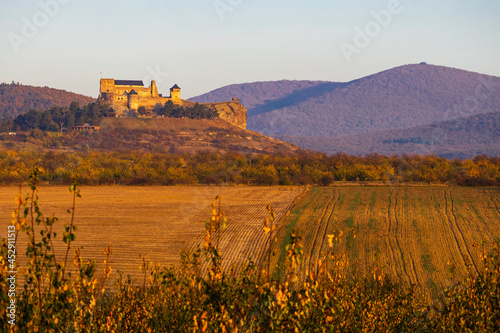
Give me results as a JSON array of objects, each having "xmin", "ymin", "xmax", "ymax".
[
  {"xmin": 190, "ymin": 64, "xmax": 500, "ymax": 158},
  {"xmin": 0, "ymin": 83, "xmax": 95, "ymax": 119},
  {"xmin": 276, "ymin": 111, "xmax": 500, "ymax": 160}
]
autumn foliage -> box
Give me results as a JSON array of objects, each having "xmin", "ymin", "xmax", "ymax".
[{"xmin": 0, "ymin": 149, "xmax": 499, "ymax": 187}]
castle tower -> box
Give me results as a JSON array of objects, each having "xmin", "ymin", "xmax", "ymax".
[
  {"xmin": 127, "ymin": 89, "xmax": 139, "ymax": 110},
  {"xmin": 99, "ymin": 78, "xmax": 115, "ymax": 101},
  {"xmin": 170, "ymin": 84, "xmax": 181, "ymax": 100},
  {"xmin": 151, "ymin": 80, "xmax": 159, "ymax": 98}
]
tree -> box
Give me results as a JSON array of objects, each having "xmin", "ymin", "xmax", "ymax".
[
  {"xmin": 0, "ymin": 118, "xmax": 14, "ymax": 133},
  {"xmin": 153, "ymin": 103, "xmax": 163, "ymax": 116},
  {"xmin": 69, "ymin": 101, "xmax": 80, "ymax": 114},
  {"xmin": 162, "ymin": 100, "xmax": 175, "ymax": 117},
  {"xmin": 319, "ymin": 173, "xmax": 334, "ymax": 186},
  {"xmin": 51, "ymin": 107, "xmax": 65, "ymax": 132},
  {"xmin": 15, "ymin": 109, "xmax": 41, "ymax": 130},
  {"xmin": 66, "ymin": 113, "xmax": 75, "ymax": 130}
]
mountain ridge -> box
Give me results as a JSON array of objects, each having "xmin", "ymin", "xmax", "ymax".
[{"xmin": 190, "ymin": 64, "xmax": 500, "ymax": 158}]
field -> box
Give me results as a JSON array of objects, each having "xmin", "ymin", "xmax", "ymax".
[
  {"xmin": 2, "ymin": 184, "xmax": 500, "ymax": 331},
  {"xmin": 2, "ymin": 185, "xmax": 500, "ymax": 293},
  {"xmin": 274, "ymin": 186, "xmax": 500, "ymax": 295},
  {"xmin": 0, "ymin": 185, "xmax": 305, "ymax": 283}
]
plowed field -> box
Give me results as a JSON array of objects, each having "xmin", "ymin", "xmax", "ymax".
[{"xmin": 275, "ymin": 187, "xmax": 500, "ymax": 294}]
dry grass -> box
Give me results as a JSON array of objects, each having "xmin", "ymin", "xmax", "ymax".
[{"xmin": 93, "ymin": 117, "xmax": 302, "ymax": 154}]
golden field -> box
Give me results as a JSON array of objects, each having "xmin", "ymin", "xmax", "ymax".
[
  {"xmin": 0, "ymin": 185, "xmax": 305, "ymax": 283},
  {"xmin": 2, "ymin": 185, "xmax": 499, "ymax": 294}
]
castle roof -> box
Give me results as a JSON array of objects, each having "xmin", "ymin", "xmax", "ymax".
[
  {"xmin": 170, "ymin": 84, "xmax": 181, "ymax": 90},
  {"xmin": 115, "ymin": 80, "xmax": 144, "ymax": 86},
  {"xmin": 128, "ymin": 89, "xmax": 138, "ymax": 95}
]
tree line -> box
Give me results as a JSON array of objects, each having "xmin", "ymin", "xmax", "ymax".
[
  {"xmin": 151, "ymin": 100, "xmax": 218, "ymax": 119},
  {"xmin": 7, "ymin": 101, "xmax": 110, "ymax": 132},
  {"xmin": 1, "ymin": 100, "xmax": 219, "ymax": 132},
  {"xmin": 0, "ymin": 149, "xmax": 498, "ymax": 186}
]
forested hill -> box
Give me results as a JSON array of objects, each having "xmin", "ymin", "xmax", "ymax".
[
  {"xmin": 276, "ymin": 111, "xmax": 500, "ymax": 160},
  {"xmin": 190, "ymin": 64, "xmax": 500, "ymax": 158},
  {"xmin": 0, "ymin": 83, "xmax": 95, "ymax": 119},
  {"xmin": 190, "ymin": 64, "xmax": 500, "ymax": 138}
]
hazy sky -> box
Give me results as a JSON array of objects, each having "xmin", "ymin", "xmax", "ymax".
[{"xmin": 1, "ymin": 0, "xmax": 499, "ymax": 98}]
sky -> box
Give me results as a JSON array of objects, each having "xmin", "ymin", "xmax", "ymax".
[{"xmin": 1, "ymin": 0, "xmax": 499, "ymax": 99}]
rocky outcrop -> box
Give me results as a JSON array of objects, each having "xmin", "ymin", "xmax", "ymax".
[
  {"xmin": 183, "ymin": 99, "xmax": 247, "ymax": 129},
  {"xmin": 205, "ymin": 101, "xmax": 247, "ymax": 130}
]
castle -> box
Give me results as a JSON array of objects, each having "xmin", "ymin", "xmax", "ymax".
[
  {"xmin": 98, "ymin": 79, "xmax": 248, "ymax": 129},
  {"xmin": 99, "ymin": 79, "xmax": 183, "ymax": 115}
]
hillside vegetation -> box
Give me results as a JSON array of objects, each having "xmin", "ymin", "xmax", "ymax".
[
  {"xmin": 6, "ymin": 101, "xmax": 218, "ymax": 133},
  {"xmin": 0, "ymin": 83, "xmax": 95, "ymax": 119},
  {"xmin": 0, "ymin": 116, "xmax": 303, "ymax": 156},
  {"xmin": 0, "ymin": 148, "xmax": 498, "ymax": 187},
  {"xmin": 278, "ymin": 111, "xmax": 500, "ymax": 160}
]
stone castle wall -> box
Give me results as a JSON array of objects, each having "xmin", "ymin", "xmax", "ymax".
[{"xmin": 99, "ymin": 79, "xmax": 247, "ymax": 129}]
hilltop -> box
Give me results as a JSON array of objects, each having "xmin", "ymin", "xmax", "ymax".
[
  {"xmin": 1, "ymin": 117, "xmax": 304, "ymax": 156},
  {"xmin": 0, "ymin": 83, "xmax": 95, "ymax": 119},
  {"xmin": 191, "ymin": 64, "xmax": 500, "ymax": 158},
  {"xmin": 190, "ymin": 80, "xmax": 330, "ymax": 111},
  {"xmin": 89, "ymin": 118, "xmax": 302, "ymax": 155}
]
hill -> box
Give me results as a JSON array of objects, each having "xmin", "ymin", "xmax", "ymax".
[
  {"xmin": 0, "ymin": 83, "xmax": 95, "ymax": 119},
  {"xmin": 277, "ymin": 111, "xmax": 500, "ymax": 159},
  {"xmin": 190, "ymin": 64, "xmax": 500, "ymax": 157},
  {"xmin": 19, "ymin": 117, "xmax": 304, "ymax": 155}
]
